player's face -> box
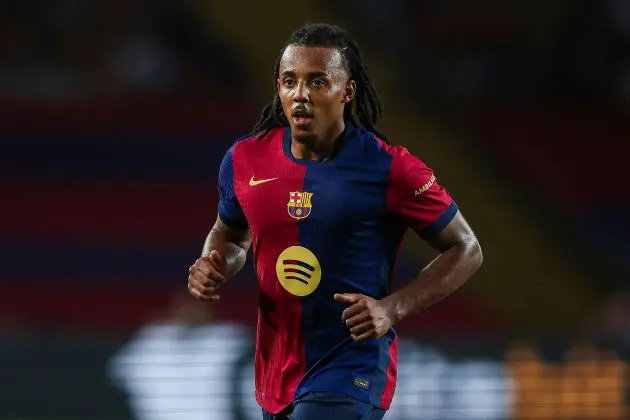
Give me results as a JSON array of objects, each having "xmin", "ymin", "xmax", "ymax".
[{"xmin": 278, "ymin": 45, "xmax": 356, "ymax": 143}]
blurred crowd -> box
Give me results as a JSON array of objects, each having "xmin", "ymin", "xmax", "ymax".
[
  {"xmin": 344, "ymin": 0, "xmax": 630, "ymax": 103},
  {"xmin": 3, "ymin": 0, "xmax": 628, "ymax": 104},
  {"xmin": 0, "ymin": 0, "xmax": 248, "ymax": 102}
]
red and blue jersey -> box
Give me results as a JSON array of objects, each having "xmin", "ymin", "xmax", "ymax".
[{"xmin": 217, "ymin": 123, "xmax": 457, "ymax": 414}]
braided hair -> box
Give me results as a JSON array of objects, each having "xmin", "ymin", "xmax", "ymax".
[{"xmin": 252, "ymin": 23, "xmax": 387, "ymax": 141}]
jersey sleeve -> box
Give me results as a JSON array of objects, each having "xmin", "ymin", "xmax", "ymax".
[
  {"xmin": 217, "ymin": 146, "xmax": 248, "ymax": 229},
  {"xmin": 386, "ymin": 149, "xmax": 458, "ymax": 239}
]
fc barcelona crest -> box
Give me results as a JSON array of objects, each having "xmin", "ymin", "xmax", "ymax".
[{"xmin": 287, "ymin": 191, "xmax": 313, "ymax": 220}]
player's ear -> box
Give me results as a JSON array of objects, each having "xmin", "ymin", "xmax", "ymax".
[{"xmin": 342, "ymin": 80, "xmax": 356, "ymax": 103}]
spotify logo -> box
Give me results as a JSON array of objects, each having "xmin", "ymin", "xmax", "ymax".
[{"xmin": 275, "ymin": 246, "xmax": 322, "ymax": 296}]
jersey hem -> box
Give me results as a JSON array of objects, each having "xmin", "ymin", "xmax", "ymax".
[
  {"xmin": 256, "ymin": 392, "xmax": 293, "ymax": 415},
  {"xmin": 255, "ymin": 385, "xmax": 393, "ymax": 415},
  {"xmin": 295, "ymin": 385, "xmax": 392, "ymax": 411}
]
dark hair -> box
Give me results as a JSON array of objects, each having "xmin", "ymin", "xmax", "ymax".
[{"xmin": 252, "ymin": 22, "xmax": 387, "ymax": 141}]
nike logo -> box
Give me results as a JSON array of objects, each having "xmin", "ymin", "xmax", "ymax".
[{"xmin": 249, "ymin": 176, "xmax": 278, "ymax": 186}]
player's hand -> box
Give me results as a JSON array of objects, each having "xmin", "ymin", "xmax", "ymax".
[
  {"xmin": 188, "ymin": 250, "xmax": 227, "ymax": 301},
  {"xmin": 334, "ymin": 293, "xmax": 394, "ymax": 342}
]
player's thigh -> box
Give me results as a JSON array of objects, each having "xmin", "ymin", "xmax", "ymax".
[{"xmin": 287, "ymin": 392, "xmax": 386, "ymax": 420}]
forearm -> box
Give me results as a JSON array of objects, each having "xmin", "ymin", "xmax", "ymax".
[
  {"xmin": 201, "ymin": 227, "xmax": 248, "ymax": 279},
  {"xmin": 385, "ymin": 240, "xmax": 482, "ymax": 324}
]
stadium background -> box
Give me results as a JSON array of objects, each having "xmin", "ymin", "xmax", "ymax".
[{"xmin": 1, "ymin": 0, "xmax": 629, "ymax": 418}]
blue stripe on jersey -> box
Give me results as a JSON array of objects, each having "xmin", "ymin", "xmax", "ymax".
[{"xmin": 285, "ymin": 125, "xmax": 402, "ymax": 406}]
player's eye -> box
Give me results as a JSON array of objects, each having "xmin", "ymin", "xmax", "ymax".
[
  {"xmin": 311, "ymin": 79, "xmax": 326, "ymax": 88},
  {"xmin": 283, "ymin": 78, "xmax": 295, "ymax": 87}
]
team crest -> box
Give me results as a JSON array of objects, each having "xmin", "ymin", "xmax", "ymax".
[{"xmin": 287, "ymin": 191, "xmax": 313, "ymax": 220}]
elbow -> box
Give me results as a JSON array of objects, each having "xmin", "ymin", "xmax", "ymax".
[
  {"xmin": 467, "ymin": 237, "xmax": 483, "ymax": 272},
  {"xmin": 453, "ymin": 231, "xmax": 482, "ymax": 273}
]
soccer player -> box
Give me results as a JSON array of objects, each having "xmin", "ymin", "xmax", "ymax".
[{"xmin": 187, "ymin": 23, "xmax": 483, "ymax": 420}]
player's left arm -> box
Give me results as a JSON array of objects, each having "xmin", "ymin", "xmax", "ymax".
[
  {"xmin": 385, "ymin": 209, "xmax": 482, "ymax": 325},
  {"xmin": 335, "ymin": 149, "xmax": 482, "ymax": 341}
]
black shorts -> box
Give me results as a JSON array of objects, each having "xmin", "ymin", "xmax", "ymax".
[{"xmin": 262, "ymin": 392, "xmax": 386, "ymax": 420}]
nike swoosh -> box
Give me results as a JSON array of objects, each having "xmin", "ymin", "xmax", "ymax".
[{"xmin": 249, "ymin": 176, "xmax": 278, "ymax": 186}]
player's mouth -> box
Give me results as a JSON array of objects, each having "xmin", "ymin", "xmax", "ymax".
[{"xmin": 291, "ymin": 109, "xmax": 313, "ymax": 127}]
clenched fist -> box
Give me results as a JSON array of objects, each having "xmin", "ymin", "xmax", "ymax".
[
  {"xmin": 334, "ymin": 293, "xmax": 395, "ymax": 342},
  {"xmin": 188, "ymin": 250, "xmax": 227, "ymax": 301}
]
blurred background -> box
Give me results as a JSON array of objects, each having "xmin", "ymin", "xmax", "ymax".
[{"xmin": 1, "ymin": 0, "xmax": 629, "ymax": 419}]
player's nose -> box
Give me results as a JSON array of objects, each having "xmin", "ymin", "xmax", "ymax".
[{"xmin": 293, "ymin": 81, "xmax": 309, "ymax": 103}]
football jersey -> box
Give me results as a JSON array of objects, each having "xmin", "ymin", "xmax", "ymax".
[{"xmin": 217, "ymin": 123, "xmax": 457, "ymax": 414}]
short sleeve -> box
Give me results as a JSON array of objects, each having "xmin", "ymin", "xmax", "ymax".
[
  {"xmin": 218, "ymin": 147, "xmax": 248, "ymax": 229},
  {"xmin": 386, "ymin": 149, "xmax": 458, "ymax": 239}
]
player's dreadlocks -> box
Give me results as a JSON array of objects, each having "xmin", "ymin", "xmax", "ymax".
[{"xmin": 252, "ymin": 23, "xmax": 387, "ymax": 142}]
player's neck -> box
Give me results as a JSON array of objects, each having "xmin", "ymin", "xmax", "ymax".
[{"xmin": 291, "ymin": 121, "xmax": 345, "ymax": 162}]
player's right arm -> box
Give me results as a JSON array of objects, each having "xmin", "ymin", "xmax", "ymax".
[
  {"xmin": 188, "ymin": 145, "xmax": 251, "ymax": 301},
  {"xmin": 188, "ymin": 217, "xmax": 250, "ymax": 301}
]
